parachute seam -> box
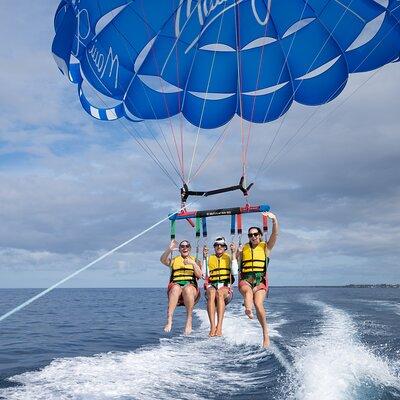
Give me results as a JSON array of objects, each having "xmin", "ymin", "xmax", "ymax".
[
  {"xmin": 244, "ymin": 0, "xmax": 301, "ymax": 183},
  {"xmin": 254, "ymin": 0, "xmax": 356, "ymax": 181},
  {"xmin": 139, "ymin": 0, "xmax": 186, "ymax": 179},
  {"xmin": 233, "ymin": 1, "xmax": 246, "ymax": 180},
  {"xmin": 108, "ymin": 1, "xmax": 195, "ymax": 182},
  {"xmin": 187, "ymin": 0, "xmax": 229, "ymax": 183},
  {"xmin": 92, "ymin": 2, "xmax": 183, "ymax": 183},
  {"xmin": 250, "ymin": 0, "xmax": 305, "ymax": 182},
  {"xmin": 243, "ymin": 1, "xmax": 273, "ymax": 171},
  {"xmin": 259, "ymin": 13, "xmax": 400, "ymax": 174}
]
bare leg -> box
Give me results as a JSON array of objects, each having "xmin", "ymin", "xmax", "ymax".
[
  {"xmin": 215, "ymin": 287, "xmax": 228, "ymax": 336},
  {"xmin": 239, "ymin": 284, "xmax": 254, "ymax": 319},
  {"xmin": 182, "ymin": 285, "xmax": 197, "ymax": 335},
  {"xmin": 206, "ymin": 287, "xmax": 217, "ymax": 337},
  {"xmin": 164, "ymin": 284, "xmax": 182, "ymax": 332},
  {"xmin": 254, "ymin": 289, "xmax": 269, "ymax": 347}
]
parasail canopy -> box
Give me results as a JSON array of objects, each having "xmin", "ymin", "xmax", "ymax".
[{"xmin": 52, "ymin": 0, "xmax": 400, "ymax": 129}]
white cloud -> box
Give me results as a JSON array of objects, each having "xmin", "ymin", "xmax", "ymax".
[{"xmin": 0, "ymin": 0, "xmax": 399, "ymax": 287}]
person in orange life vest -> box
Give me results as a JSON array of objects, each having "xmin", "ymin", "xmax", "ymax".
[
  {"xmin": 160, "ymin": 239, "xmax": 202, "ymax": 335},
  {"xmin": 238, "ymin": 211, "xmax": 279, "ymax": 348},
  {"xmin": 203, "ymin": 237, "xmax": 238, "ymax": 337}
]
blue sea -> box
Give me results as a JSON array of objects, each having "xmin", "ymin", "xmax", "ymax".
[{"xmin": 0, "ymin": 287, "xmax": 399, "ymax": 399}]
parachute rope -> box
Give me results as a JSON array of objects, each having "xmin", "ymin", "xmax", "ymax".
[
  {"xmin": 243, "ymin": 0, "xmax": 283, "ymax": 174},
  {"xmin": 52, "ymin": 0, "xmax": 400, "ymax": 190},
  {"xmin": 101, "ymin": 99, "xmax": 180, "ymax": 186},
  {"xmin": 260, "ymin": 65, "xmax": 386, "ymax": 175},
  {"xmin": 248, "ymin": 0, "xmax": 310, "ymax": 181},
  {"xmin": 254, "ymin": 11, "xmax": 400, "ymax": 180},
  {"xmin": 187, "ymin": 0, "xmax": 297, "ymax": 184},
  {"xmin": 190, "ymin": 119, "xmax": 234, "ymax": 181},
  {"xmin": 88, "ymin": 87, "xmax": 180, "ymax": 188},
  {"xmin": 253, "ymin": 0, "xmax": 329, "ymax": 180},
  {"xmin": 138, "ymin": 0, "xmax": 191, "ymax": 181},
  {"xmin": 187, "ymin": 0, "xmax": 229, "ymax": 183},
  {"xmin": 105, "ymin": 4, "xmax": 185, "ymax": 182},
  {"xmin": 125, "ymin": 5, "xmax": 186, "ymax": 180},
  {"xmin": 233, "ymin": 1, "xmax": 245, "ymax": 180},
  {"xmin": 253, "ymin": 0, "xmax": 387, "ymax": 180},
  {"xmin": 0, "ymin": 202, "xmax": 194, "ymax": 324},
  {"xmin": 66, "ymin": 5, "xmax": 184, "ymax": 186}
]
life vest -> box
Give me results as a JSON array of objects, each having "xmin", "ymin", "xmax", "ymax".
[
  {"xmin": 170, "ymin": 255, "xmax": 197, "ymax": 283},
  {"xmin": 241, "ymin": 242, "xmax": 269, "ymax": 274},
  {"xmin": 208, "ymin": 253, "xmax": 231, "ymax": 282}
]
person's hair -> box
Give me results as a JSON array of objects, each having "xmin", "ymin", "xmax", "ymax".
[
  {"xmin": 179, "ymin": 240, "xmax": 191, "ymax": 247},
  {"xmin": 247, "ymin": 226, "xmax": 262, "ymax": 235}
]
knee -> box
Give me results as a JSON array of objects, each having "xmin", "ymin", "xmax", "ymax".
[
  {"xmin": 207, "ymin": 288, "xmax": 216, "ymax": 298},
  {"xmin": 254, "ymin": 302, "xmax": 265, "ymax": 313},
  {"xmin": 183, "ymin": 286, "xmax": 196, "ymax": 299},
  {"xmin": 169, "ymin": 286, "xmax": 181, "ymax": 296},
  {"xmin": 239, "ymin": 285, "xmax": 249, "ymax": 296}
]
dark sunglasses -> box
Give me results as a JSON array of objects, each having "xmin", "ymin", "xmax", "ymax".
[
  {"xmin": 248, "ymin": 232, "xmax": 260, "ymax": 238},
  {"xmin": 214, "ymin": 244, "xmax": 224, "ymax": 247},
  {"xmin": 180, "ymin": 244, "xmax": 190, "ymax": 249}
]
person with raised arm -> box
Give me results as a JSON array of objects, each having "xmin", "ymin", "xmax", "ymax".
[
  {"xmin": 238, "ymin": 212, "xmax": 279, "ymax": 347},
  {"xmin": 160, "ymin": 239, "xmax": 202, "ymax": 335}
]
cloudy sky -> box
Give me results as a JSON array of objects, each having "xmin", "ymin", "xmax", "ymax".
[{"xmin": 0, "ymin": 0, "xmax": 399, "ymax": 289}]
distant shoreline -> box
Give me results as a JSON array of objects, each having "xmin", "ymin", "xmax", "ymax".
[{"xmin": 344, "ymin": 284, "xmax": 400, "ymax": 288}]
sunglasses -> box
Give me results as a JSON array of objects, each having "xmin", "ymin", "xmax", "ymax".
[
  {"xmin": 180, "ymin": 244, "xmax": 190, "ymax": 249},
  {"xmin": 214, "ymin": 244, "xmax": 224, "ymax": 247},
  {"xmin": 248, "ymin": 232, "xmax": 260, "ymax": 238}
]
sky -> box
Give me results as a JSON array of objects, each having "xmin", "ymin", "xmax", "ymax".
[{"xmin": 0, "ymin": 0, "xmax": 399, "ymax": 288}]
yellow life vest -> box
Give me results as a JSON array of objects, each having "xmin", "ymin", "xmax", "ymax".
[
  {"xmin": 208, "ymin": 253, "xmax": 231, "ymax": 282},
  {"xmin": 170, "ymin": 255, "xmax": 197, "ymax": 283},
  {"xmin": 241, "ymin": 242, "xmax": 269, "ymax": 274}
]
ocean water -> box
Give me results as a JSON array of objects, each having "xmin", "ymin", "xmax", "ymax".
[{"xmin": 0, "ymin": 287, "xmax": 399, "ymax": 399}]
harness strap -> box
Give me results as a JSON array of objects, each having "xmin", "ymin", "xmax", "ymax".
[{"xmin": 170, "ymin": 219, "xmax": 176, "ymax": 240}]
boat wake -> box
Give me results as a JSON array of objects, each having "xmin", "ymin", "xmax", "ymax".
[
  {"xmin": 0, "ymin": 305, "xmax": 286, "ymax": 400},
  {"xmin": 1, "ymin": 299, "xmax": 398, "ymax": 400},
  {"xmin": 284, "ymin": 300, "xmax": 400, "ymax": 400}
]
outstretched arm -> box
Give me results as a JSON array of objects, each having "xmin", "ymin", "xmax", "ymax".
[
  {"xmin": 263, "ymin": 212, "xmax": 279, "ymax": 251},
  {"xmin": 160, "ymin": 240, "xmax": 177, "ymax": 266}
]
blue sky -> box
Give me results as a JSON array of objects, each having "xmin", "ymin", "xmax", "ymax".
[{"xmin": 0, "ymin": 0, "xmax": 399, "ymax": 288}]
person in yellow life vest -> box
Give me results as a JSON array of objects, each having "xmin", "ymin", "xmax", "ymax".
[
  {"xmin": 203, "ymin": 237, "xmax": 238, "ymax": 337},
  {"xmin": 238, "ymin": 211, "xmax": 279, "ymax": 348},
  {"xmin": 160, "ymin": 239, "xmax": 202, "ymax": 335}
]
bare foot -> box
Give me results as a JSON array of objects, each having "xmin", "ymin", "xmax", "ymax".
[
  {"xmin": 183, "ymin": 321, "xmax": 192, "ymax": 335},
  {"xmin": 245, "ymin": 308, "xmax": 254, "ymax": 319},
  {"xmin": 262, "ymin": 336, "xmax": 270, "ymax": 348},
  {"xmin": 208, "ymin": 327, "xmax": 216, "ymax": 337},
  {"xmin": 215, "ymin": 327, "xmax": 222, "ymax": 336},
  {"xmin": 164, "ymin": 321, "xmax": 172, "ymax": 332}
]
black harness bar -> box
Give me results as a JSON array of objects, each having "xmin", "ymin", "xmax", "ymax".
[{"xmin": 180, "ymin": 176, "xmax": 254, "ymax": 203}]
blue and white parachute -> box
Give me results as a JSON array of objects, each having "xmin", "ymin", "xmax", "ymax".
[{"xmin": 52, "ymin": 0, "xmax": 400, "ymax": 129}]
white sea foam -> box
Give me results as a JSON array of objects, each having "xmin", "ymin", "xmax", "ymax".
[
  {"xmin": 195, "ymin": 303, "xmax": 284, "ymax": 346},
  {"xmin": 1, "ymin": 305, "xmax": 285, "ymax": 400},
  {"xmin": 287, "ymin": 300, "xmax": 400, "ymax": 400},
  {"xmin": 362, "ymin": 299, "xmax": 400, "ymax": 316}
]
